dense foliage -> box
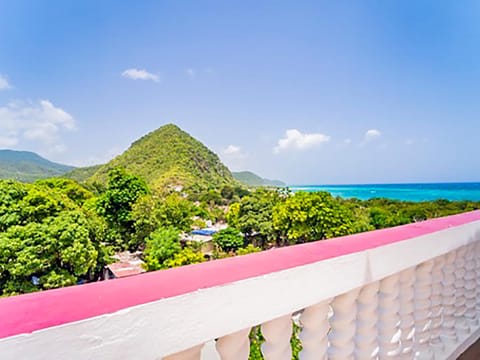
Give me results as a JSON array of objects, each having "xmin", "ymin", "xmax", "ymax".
[
  {"xmin": 95, "ymin": 168, "xmax": 149, "ymax": 249},
  {"xmin": 213, "ymin": 227, "xmax": 244, "ymax": 252},
  {"xmin": 1, "ymin": 163, "xmax": 480, "ymax": 299},
  {"xmin": 1, "ymin": 131, "xmax": 480, "ymax": 301},
  {"xmin": 0, "ymin": 179, "xmax": 109, "ymax": 296},
  {"xmin": 87, "ymin": 124, "xmax": 236, "ymax": 190}
]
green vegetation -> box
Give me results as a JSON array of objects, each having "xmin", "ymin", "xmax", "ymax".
[
  {"xmin": 0, "ymin": 150, "xmax": 74, "ymax": 183},
  {"xmin": 95, "ymin": 168, "xmax": 149, "ymax": 249},
  {"xmin": 87, "ymin": 124, "xmax": 236, "ymax": 190},
  {"xmin": 1, "ymin": 125, "xmax": 479, "ymax": 300},
  {"xmin": 1, "ymin": 165, "xmax": 480, "ymax": 299},
  {"xmin": 142, "ymin": 227, "xmax": 182, "ymax": 271},
  {"xmin": 232, "ymin": 171, "xmax": 286, "ymax": 187},
  {"xmin": 213, "ymin": 227, "xmax": 244, "ymax": 252},
  {"xmin": 272, "ymin": 191, "xmax": 358, "ymax": 244},
  {"xmin": 0, "ymin": 179, "xmax": 110, "ymax": 296},
  {"xmin": 63, "ymin": 164, "xmax": 102, "ymax": 183}
]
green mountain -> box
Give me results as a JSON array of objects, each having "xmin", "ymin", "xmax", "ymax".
[
  {"xmin": 87, "ymin": 124, "xmax": 235, "ymax": 189},
  {"xmin": 63, "ymin": 164, "xmax": 102, "ymax": 183},
  {"xmin": 232, "ymin": 171, "xmax": 286, "ymax": 187},
  {"xmin": 0, "ymin": 150, "xmax": 75, "ymax": 183}
]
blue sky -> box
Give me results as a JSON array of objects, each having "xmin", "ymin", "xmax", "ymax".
[{"xmin": 0, "ymin": 1, "xmax": 479, "ymax": 184}]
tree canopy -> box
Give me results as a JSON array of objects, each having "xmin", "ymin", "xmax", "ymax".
[{"xmin": 0, "ymin": 179, "xmax": 109, "ymax": 296}]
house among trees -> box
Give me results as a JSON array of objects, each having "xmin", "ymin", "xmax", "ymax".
[{"xmin": 103, "ymin": 252, "xmax": 146, "ymax": 279}]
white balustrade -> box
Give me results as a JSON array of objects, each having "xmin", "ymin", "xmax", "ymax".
[
  {"xmin": 454, "ymin": 246, "xmax": 470, "ymax": 335},
  {"xmin": 442, "ymin": 250, "xmax": 458, "ymax": 344},
  {"xmin": 328, "ymin": 288, "xmax": 359, "ymax": 360},
  {"xmin": 430, "ymin": 256, "xmax": 445, "ymax": 352},
  {"xmin": 261, "ymin": 314, "xmax": 293, "ymax": 360},
  {"xmin": 378, "ymin": 274, "xmax": 402, "ymax": 358},
  {"xmin": 2, "ymin": 213, "xmax": 480, "ymax": 360},
  {"xmin": 298, "ymin": 300, "xmax": 330, "ymax": 360},
  {"xmin": 413, "ymin": 259, "xmax": 434, "ymax": 359},
  {"xmin": 399, "ymin": 267, "xmax": 416, "ymax": 358},
  {"xmin": 163, "ymin": 344, "xmax": 204, "ymax": 360},
  {"xmin": 464, "ymin": 243, "xmax": 478, "ymax": 328},
  {"xmin": 355, "ymin": 281, "xmax": 379, "ymax": 359},
  {"xmin": 216, "ymin": 328, "xmax": 251, "ymax": 360},
  {"xmin": 476, "ymin": 241, "xmax": 480, "ymax": 313}
]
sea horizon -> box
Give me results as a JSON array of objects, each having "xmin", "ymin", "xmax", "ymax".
[{"xmin": 288, "ymin": 182, "xmax": 480, "ymax": 202}]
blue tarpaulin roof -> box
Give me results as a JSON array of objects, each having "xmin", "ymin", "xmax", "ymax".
[{"xmin": 191, "ymin": 229, "xmax": 217, "ymax": 236}]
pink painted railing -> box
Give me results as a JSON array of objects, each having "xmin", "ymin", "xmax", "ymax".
[{"xmin": 1, "ymin": 211, "xmax": 480, "ymax": 359}]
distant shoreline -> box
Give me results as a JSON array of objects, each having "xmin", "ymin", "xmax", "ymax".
[{"xmin": 289, "ymin": 182, "xmax": 480, "ymax": 202}]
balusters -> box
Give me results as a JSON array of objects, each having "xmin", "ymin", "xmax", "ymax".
[
  {"xmin": 299, "ymin": 300, "xmax": 330, "ymax": 360},
  {"xmin": 328, "ymin": 287, "xmax": 359, "ymax": 360},
  {"xmin": 476, "ymin": 241, "xmax": 480, "ymax": 313},
  {"xmin": 378, "ymin": 274, "xmax": 402, "ymax": 358},
  {"xmin": 261, "ymin": 314, "xmax": 292, "ymax": 360},
  {"xmin": 413, "ymin": 259, "xmax": 434, "ymax": 359},
  {"xmin": 166, "ymin": 243, "xmax": 480, "ymax": 360},
  {"xmin": 216, "ymin": 328, "xmax": 251, "ymax": 360},
  {"xmin": 355, "ymin": 281, "xmax": 379, "ymax": 359},
  {"xmin": 454, "ymin": 246, "xmax": 470, "ymax": 335},
  {"xmin": 430, "ymin": 256, "xmax": 445, "ymax": 352},
  {"xmin": 441, "ymin": 251, "xmax": 457, "ymax": 344},
  {"xmin": 399, "ymin": 267, "xmax": 415, "ymax": 358},
  {"xmin": 163, "ymin": 344, "xmax": 204, "ymax": 360},
  {"xmin": 464, "ymin": 243, "xmax": 478, "ymax": 328}
]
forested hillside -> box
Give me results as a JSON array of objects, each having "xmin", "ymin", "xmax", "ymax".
[
  {"xmin": 87, "ymin": 124, "xmax": 235, "ymax": 190},
  {"xmin": 0, "ymin": 150, "xmax": 74, "ymax": 182},
  {"xmin": 232, "ymin": 171, "xmax": 285, "ymax": 187}
]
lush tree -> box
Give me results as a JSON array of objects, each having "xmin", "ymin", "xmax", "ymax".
[
  {"xmin": 35, "ymin": 178, "xmax": 93, "ymax": 206},
  {"xmin": 96, "ymin": 167, "xmax": 148, "ymax": 248},
  {"xmin": 200, "ymin": 189, "xmax": 223, "ymax": 206},
  {"xmin": 0, "ymin": 211, "xmax": 100, "ymax": 296},
  {"xmin": 212, "ymin": 228, "xmax": 244, "ymax": 252},
  {"xmin": 0, "ymin": 179, "xmax": 111, "ymax": 296},
  {"xmin": 163, "ymin": 248, "xmax": 205, "ymax": 268},
  {"xmin": 273, "ymin": 192, "xmax": 356, "ymax": 244},
  {"xmin": 132, "ymin": 193, "xmax": 195, "ymax": 250},
  {"xmin": 236, "ymin": 244, "xmax": 262, "ymax": 255},
  {"xmin": 143, "ymin": 227, "xmax": 182, "ymax": 271},
  {"xmin": 227, "ymin": 189, "xmax": 282, "ymax": 248}
]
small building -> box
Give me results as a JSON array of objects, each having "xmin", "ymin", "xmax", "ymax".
[
  {"xmin": 182, "ymin": 228, "xmax": 218, "ymax": 255},
  {"xmin": 103, "ymin": 251, "xmax": 146, "ymax": 280}
]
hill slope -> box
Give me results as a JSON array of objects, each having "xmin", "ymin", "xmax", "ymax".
[
  {"xmin": 232, "ymin": 171, "xmax": 286, "ymax": 187},
  {"xmin": 63, "ymin": 164, "xmax": 102, "ymax": 183},
  {"xmin": 0, "ymin": 150, "xmax": 74, "ymax": 182},
  {"xmin": 88, "ymin": 124, "xmax": 235, "ymax": 189}
]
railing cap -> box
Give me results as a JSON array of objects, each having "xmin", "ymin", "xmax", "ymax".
[{"xmin": 1, "ymin": 210, "xmax": 480, "ymax": 339}]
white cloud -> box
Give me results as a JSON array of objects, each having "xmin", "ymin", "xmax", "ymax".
[
  {"xmin": 220, "ymin": 145, "xmax": 248, "ymax": 171},
  {"xmin": 122, "ymin": 68, "xmax": 159, "ymax": 82},
  {"xmin": 0, "ymin": 135, "xmax": 18, "ymax": 147},
  {"xmin": 344, "ymin": 138, "xmax": 352, "ymax": 145},
  {"xmin": 0, "ymin": 100, "xmax": 75, "ymax": 150},
  {"xmin": 186, "ymin": 68, "xmax": 195, "ymax": 78},
  {"xmin": 406, "ymin": 138, "xmax": 414, "ymax": 145},
  {"xmin": 364, "ymin": 129, "xmax": 381, "ymax": 142},
  {"xmin": 223, "ymin": 145, "xmax": 241, "ymax": 155},
  {"xmin": 274, "ymin": 129, "xmax": 330, "ymax": 153},
  {"xmin": 0, "ymin": 75, "xmax": 11, "ymax": 90}
]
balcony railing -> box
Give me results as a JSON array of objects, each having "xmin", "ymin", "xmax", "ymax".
[{"xmin": 1, "ymin": 211, "xmax": 480, "ymax": 359}]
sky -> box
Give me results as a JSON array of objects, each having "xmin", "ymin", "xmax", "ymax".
[{"xmin": 0, "ymin": 0, "xmax": 479, "ymax": 185}]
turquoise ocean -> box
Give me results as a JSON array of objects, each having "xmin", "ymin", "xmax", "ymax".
[{"xmin": 289, "ymin": 183, "xmax": 480, "ymax": 202}]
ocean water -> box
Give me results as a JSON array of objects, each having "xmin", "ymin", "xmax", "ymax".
[{"xmin": 289, "ymin": 183, "xmax": 480, "ymax": 202}]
